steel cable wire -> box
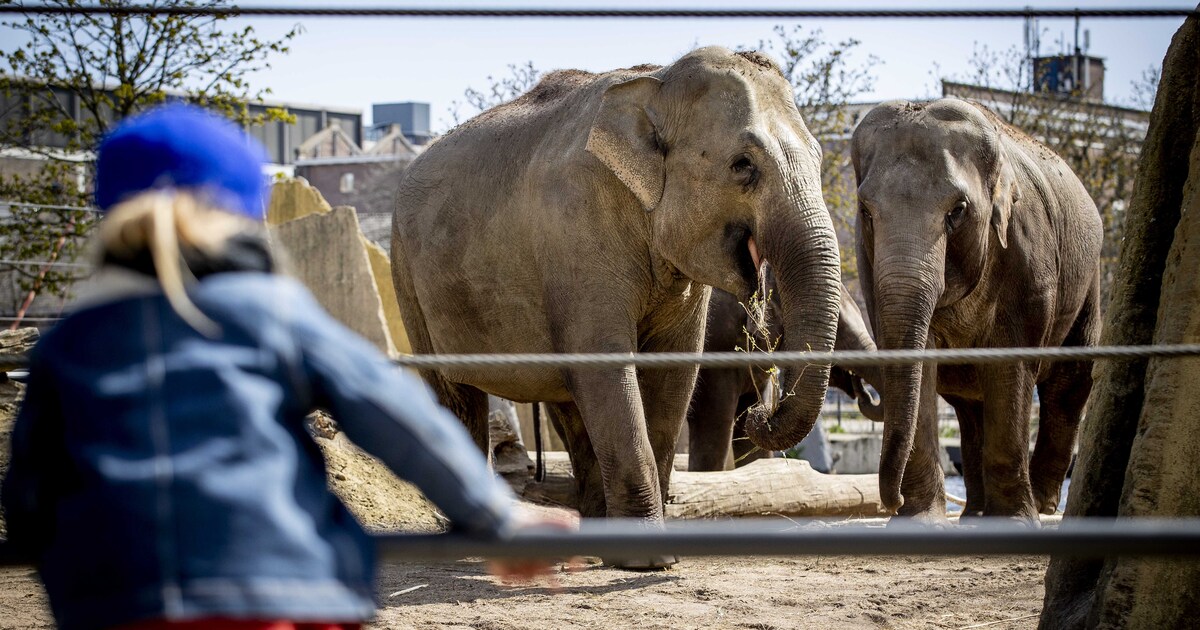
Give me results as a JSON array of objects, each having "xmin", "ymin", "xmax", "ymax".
[
  {"xmin": 3, "ymin": 344, "xmax": 1200, "ymax": 372},
  {"xmin": 389, "ymin": 344, "xmax": 1200, "ymax": 370},
  {"xmin": 0, "ymin": 6, "xmax": 1195, "ymax": 19}
]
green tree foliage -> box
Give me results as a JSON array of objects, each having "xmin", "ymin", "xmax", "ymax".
[
  {"xmin": 756, "ymin": 26, "xmax": 880, "ymax": 295},
  {"xmin": 942, "ymin": 44, "xmax": 1154, "ymax": 307},
  {"xmin": 0, "ymin": 0, "xmax": 299, "ymax": 322}
]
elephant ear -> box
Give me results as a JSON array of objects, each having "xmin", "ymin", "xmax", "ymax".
[
  {"xmin": 585, "ymin": 76, "xmax": 665, "ymax": 212},
  {"xmin": 990, "ymin": 151, "xmax": 1021, "ymax": 249}
]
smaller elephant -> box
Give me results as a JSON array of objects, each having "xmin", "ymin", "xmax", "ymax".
[
  {"xmin": 852, "ymin": 98, "xmax": 1102, "ymax": 521},
  {"xmin": 686, "ymin": 266, "xmax": 884, "ymax": 472}
]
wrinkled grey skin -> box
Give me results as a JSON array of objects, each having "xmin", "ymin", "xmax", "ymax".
[
  {"xmin": 391, "ymin": 48, "xmax": 841, "ymax": 542},
  {"xmin": 852, "ymin": 98, "xmax": 1102, "ymax": 522},
  {"xmin": 687, "ymin": 272, "xmax": 884, "ymax": 472}
]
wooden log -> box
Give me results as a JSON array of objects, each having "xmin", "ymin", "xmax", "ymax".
[
  {"xmin": 514, "ymin": 452, "xmax": 889, "ymax": 518},
  {"xmin": 667, "ymin": 458, "xmax": 888, "ymax": 518}
]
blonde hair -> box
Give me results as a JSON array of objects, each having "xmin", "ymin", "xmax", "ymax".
[{"xmin": 98, "ymin": 191, "xmax": 257, "ymax": 336}]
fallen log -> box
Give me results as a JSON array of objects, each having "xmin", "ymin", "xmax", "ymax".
[
  {"xmin": 667, "ymin": 458, "xmax": 888, "ymax": 518},
  {"xmin": 515, "ymin": 452, "xmax": 889, "ymax": 519}
]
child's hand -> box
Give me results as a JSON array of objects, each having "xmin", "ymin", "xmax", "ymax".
[{"xmin": 488, "ymin": 505, "xmax": 579, "ymax": 585}]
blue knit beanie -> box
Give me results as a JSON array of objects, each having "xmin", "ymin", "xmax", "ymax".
[{"xmin": 95, "ymin": 103, "xmax": 269, "ymax": 220}]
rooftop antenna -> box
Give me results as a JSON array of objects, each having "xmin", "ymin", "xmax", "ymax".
[
  {"xmin": 1080, "ymin": 12, "xmax": 1089, "ymax": 94},
  {"xmin": 1023, "ymin": 8, "xmax": 1040, "ymax": 91},
  {"xmin": 1083, "ymin": 29, "xmax": 1092, "ymax": 96}
]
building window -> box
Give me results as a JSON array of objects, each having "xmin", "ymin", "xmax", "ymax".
[{"xmin": 339, "ymin": 172, "xmax": 355, "ymax": 194}]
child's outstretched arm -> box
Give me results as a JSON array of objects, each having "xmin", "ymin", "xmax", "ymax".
[{"xmin": 285, "ymin": 287, "xmax": 518, "ymax": 538}]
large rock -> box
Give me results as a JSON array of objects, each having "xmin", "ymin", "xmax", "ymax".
[
  {"xmin": 270, "ymin": 196, "xmax": 399, "ymax": 356},
  {"xmin": 267, "ymin": 178, "xmax": 332, "ymax": 225},
  {"xmin": 362, "ymin": 237, "xmax": 411, "ymax": 354},
  {"xmin": 0, "ymin": 328, "xmax": 38, "ymax": 371},
  {"xmin": 1040, "ymin": 8, "xmax": 1200, "ymax": 629}
]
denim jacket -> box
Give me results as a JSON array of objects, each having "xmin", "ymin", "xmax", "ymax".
[{"xmin": 2, "ymin": 269, "xmax": 516, "ymax": 630}]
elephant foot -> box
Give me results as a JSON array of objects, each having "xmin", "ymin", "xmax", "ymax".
[
  {"xmin": 889, "ymin": 509, "xmax": 951, "ymax": 529},
  {"xmin": 982, "ymin": 503, "xmax": 1041, "ymax": 524},
  {"xmin": 894, "ymin": 488, "xmax": 950, "ymax": 527},
  {"xmin": 957, "ymin": 507, "xmax": 986, "ymax": 521},
  {"xmin": 1033, "ymin": 488, "xmax": 1062, "ymax": 515},
  {"xmin": 603, "ymin": 555, "xmax": 679, "ymax": 571}
]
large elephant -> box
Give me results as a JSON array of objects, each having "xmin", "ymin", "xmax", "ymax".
[
  {"xmin": 391, "ymin": 48, "xmax": 841, "ymax": 538},
  {"xmin": 851, "ymin": 98, "xmax": 1102, "ymax": 521},
  {"xmin": 687, "ymin": 273, "xmax": 884, "ymax": 472}
]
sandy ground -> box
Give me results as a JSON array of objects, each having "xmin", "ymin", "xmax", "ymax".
[
  {"xmin": 0, "ymin": 394, "xmax": 1050, "ymax": 630},
  {"xmin": 0, "ymin": 554, "xmax": 1048, "ymax": 630}
]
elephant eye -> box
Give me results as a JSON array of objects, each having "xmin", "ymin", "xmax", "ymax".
[
  {"xmin": 731, "ymin": 155, "xmax": 759, "ymax": 189},
  {"xmin": 858, "ymin": 201, "xmax": 873, "ymax": 226},
  {"xmin": 946, "ymin": 199, "xmax": 968, "ymax": 231}
]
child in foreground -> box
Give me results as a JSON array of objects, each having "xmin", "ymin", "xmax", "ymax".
[{"xmin": 2, "ymin": 103, "xmax": 569, "ymax": 630}]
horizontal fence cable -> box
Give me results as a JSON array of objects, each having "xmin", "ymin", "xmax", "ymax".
[
  {"xmin": 0, "ymin": 259, "xmax": 91, "ymax": 270},
  {"xmin": 3, "ymin": 344, "xmax": 1200, "ymax": 373},
  {"xmin": 375, "ymin": 518, "xmax": 1200, "ymax": 561},
  {"xmin": 0, "ymin": 201, "xmax": 102, "ymax": 214},
  {"xmin": 0, "ymin": 6, "xmax": 1195, "ymax": 19},
  {"xmin": 389, "ymin": 344, "xmax": 1200, "ymax": 371},
  {"xmin": 4, "ymin": 517, "xmax": 1200, "ymax": 565}
]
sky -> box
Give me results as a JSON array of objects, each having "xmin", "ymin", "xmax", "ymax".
[
  {"xmin": 232, "ymin": 0, "xmax": 1188, "ymax": 132},
  {"xmin": 1, "ymin": 1, "xmax": 1191, "ymax": 132}
]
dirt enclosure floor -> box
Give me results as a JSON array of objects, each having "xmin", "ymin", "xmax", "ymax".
[
  {"xmin": 1, "ymin": 400, "xmax": 1049, "ymax": 629},
  {"xmin": 0, "ymin": 554, "xmax": 1048, "ymax": 629}
]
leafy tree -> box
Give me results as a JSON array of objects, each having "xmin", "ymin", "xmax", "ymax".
[
  {"xmin": 941, "ymin": 44, "xmax": 1153, "ymax": 307},
  {"xmin": 756, "ymin": 25, "xmax": 880, "ymax": 297},
  {"xmin": 0, "ymin": 0, "xmax": 299, "ymax": 324}
]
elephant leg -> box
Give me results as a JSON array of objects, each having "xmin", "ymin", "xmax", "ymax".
[
  {"xmin": 639, "ymin": 332, "xmax": 705, "ymax": 505},
  {"xmin": 1031, "ymin": 361, "xmax": 1090, "ymax": 515},
  {"xmin": 895, "ymin": 360, "xmax": 948, "ymax": 524},
  {"xmin": 390, "ymin": 248, "xmax": 492, "ymax": 459},
  {"xmin": 567, "ymin": 363, "xmax": 680, "ymax": 570},
  {"xmin": 686, "ymin": 368, "xmax": 742, "ymax": 471},
  {"xmin": 945, "ymin": 395, "xmax": 985, "ymax": 517},
  {"xmin": 979, "ymin": 362, "xmax": 1039, "ymax": 520},
  {"xmin": 639, "ymin": 364, "xmax": 700, "ymax": 507},
  {"xmin": 544, "ymin": 401, "xmax": 606, "ymax": 518},
  {"xmin": 634, "ymin": 293, "xmax": 708, "ymax": 505},
  {"xmin": 1030, "ymin": 297, "xmax": 1098, "ymax": 515},
  {"xmin": 565, "ymin": 364, "xmax": 662, "ymax": 520},
  {"xmin": 428, "ymin": 377, "xmax": 491, "ymax": 464}
]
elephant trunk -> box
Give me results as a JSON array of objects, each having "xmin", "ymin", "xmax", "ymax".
[
  {"xmin": 872, "ymin": 246, "xmax": 943, "ymax": 513},
  {"xmin": 854, "ymin": 378, "xmax": 884, "ymax": 421},
  {"xmin": 836, "ymin": 285, "xmax": 885, "ymax": 421},
  {"xmin": 743, "ymin": 187, "xmax": 841, "ymax": 452}
]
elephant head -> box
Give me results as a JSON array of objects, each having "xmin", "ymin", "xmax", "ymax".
[
  {"xmin": 852, "ymin": 98, "xmax": 1020, "ymax": 511},
  {"xmin": 586, "ymin": 47, "xmax": 842, "ymax": 450}
]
